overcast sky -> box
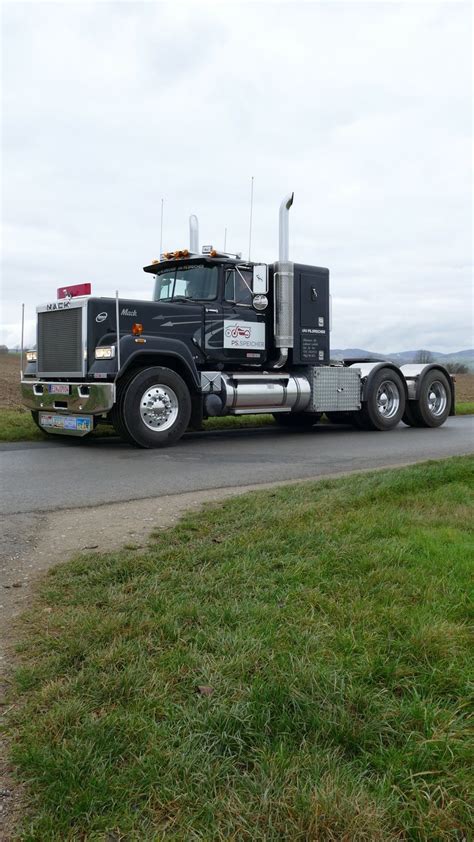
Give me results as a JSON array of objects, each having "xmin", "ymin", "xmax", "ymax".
[{"xmin": 1, "ymin": 0, "xmax": 472, "ymax": 352}]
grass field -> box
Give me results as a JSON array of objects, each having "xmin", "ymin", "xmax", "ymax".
[
  {"xmin": 9, "ymin": 457, "xmax": 474, "ymax": 840},
  {"xmin": 1, "ymin": 351, "xmax": 473, "ymax": 442}
]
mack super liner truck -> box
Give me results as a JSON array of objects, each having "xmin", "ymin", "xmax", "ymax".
[{"xmin": 21, "ymin": 193, "xmax": 454, "ymax": 447}]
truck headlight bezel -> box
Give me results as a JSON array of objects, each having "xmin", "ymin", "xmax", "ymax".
[
  {"xmin": 26, "ymin": 350, "xmax": 37, "ymax": 362},
  {"xmin": 94, "ymin": 345, "xmax": 116, "ymax": 360}
]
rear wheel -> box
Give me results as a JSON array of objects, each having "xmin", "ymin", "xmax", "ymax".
[
  {"xmin": 357, "ymin": 368, "xmax": 405, "ymax": 431},
  {"xmin": 402, "ymin": 371, "xmax": 451, "ymax": 428},
  {"xmin": 273, "ymin": 412, "xmax": 321, "ymax": 428},
  {"xmin": 119, "ymin": 366, "xmax": 191, "ymax": 448}
]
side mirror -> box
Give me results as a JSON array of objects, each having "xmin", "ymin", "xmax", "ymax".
[{"xmin": 252, "ymin": 264, "xmax": 268, "ymax": 294}]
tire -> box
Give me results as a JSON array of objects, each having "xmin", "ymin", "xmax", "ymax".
[
  {"xmin": 273, "ymin": 412, "xmax": 321, "ymax": 428},
  {"xmin": 119, "ymin": 366, "xmax": 192, "ymax": 448},
  {"xmin": 357, "ymin": 368, "xmax": 406, "ymax": 431},
  {"xmin": 402, "ymin": 371, "xmax": 451, "ymax": 428},
  {"xmin": 110, "ymin": 367, "xmax": 144, "ymax": 445}
]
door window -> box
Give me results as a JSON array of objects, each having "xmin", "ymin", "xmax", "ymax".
[{"xmin": 224, "ymin": 267, "xmax": 253, "ymax": 306}]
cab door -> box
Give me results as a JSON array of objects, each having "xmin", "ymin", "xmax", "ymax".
[{"xmin": 220, "ymin": 265, "xmax": 268, "ymax": 365}]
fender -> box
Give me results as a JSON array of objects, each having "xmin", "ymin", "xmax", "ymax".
[
  {"xmin": 347, "ymin": 361, "xmax": 409, "ymax": 402},
  {"xmin": 400, "ymin": 363, "xmax": 456, "ymax": 415},
  {"xmin": 117, "ymin": 335, "xmax": 202, "ymax": 390}
]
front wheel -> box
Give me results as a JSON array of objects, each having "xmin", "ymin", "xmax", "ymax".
[{"xmin": 120, "ymin": 366, "xmax": 191, "ymax": 448}]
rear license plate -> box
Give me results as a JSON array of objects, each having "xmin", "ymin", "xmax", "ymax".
[
  {"xmin": 39, "ymin": 413, "xmax": 92, "ymax": 432},
  {"xmin": 48, "ymin": 384, "xmax": 70, "ymax": 394}
]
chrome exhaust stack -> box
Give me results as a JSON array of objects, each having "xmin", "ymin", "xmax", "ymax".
[
  {"xmin": 273, "ymin": 192, "xmax": 295, "ymax": 368},
  {"xmin": 189, "ymin": 214, "xmax": 199, "ymax": 254}
]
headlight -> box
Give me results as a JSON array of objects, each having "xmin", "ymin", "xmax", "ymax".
[
  {"xmin": 26, "ymin": 350, "xmax": 37, "ymax": 362},
  {"xmin": 95, "ymin": 345, "xmax": 116, "ymax": 360}
]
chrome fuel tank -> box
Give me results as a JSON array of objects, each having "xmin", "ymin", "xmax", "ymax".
[{"xmin": 221, "ymin": 372, "xmax": 311, "ymax": 415}]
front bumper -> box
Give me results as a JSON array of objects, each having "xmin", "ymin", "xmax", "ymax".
[{"xmin": 21, "ymin": 381, "xmax": 115, "ymax": 415}]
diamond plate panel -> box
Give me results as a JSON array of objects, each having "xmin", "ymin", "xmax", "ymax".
[{"xmin": 309, "ymin": 366, "xmax": 361, "ymax": 412}]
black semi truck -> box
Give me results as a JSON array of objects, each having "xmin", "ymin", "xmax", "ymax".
[{"xmin": 21, "ymin": 194, "xmax": 454, "ymax": 447}]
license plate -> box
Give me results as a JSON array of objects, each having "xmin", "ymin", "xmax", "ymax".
[
  {"xmin": 39, "ymin": 413, "xmax": 92, "ymax": 432},
  {"xmin": 48, "ymin": 384, "xmax": 70, "ymax": 394}
]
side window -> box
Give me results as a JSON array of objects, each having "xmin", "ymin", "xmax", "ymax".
[{"xmin": 225, "ymin": 268, "xmax": 253, "ymax": 306}]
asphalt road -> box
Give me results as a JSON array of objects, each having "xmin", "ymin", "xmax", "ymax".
[{"xmin": 1, "ymin": 416, "xmax": 473, "ymax": 516}]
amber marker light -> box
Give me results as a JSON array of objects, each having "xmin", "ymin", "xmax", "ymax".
[{"xmin": 132, "ymin": 323, "xmax": 143, "ymax": 336}]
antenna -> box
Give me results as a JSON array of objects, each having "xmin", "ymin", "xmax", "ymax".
[
  {"xmin": 159, "ymin": 198, "xmax": 164, "ymax": 255},
  {"xmin": 224, "ymin": 227, "xmax": 227, "ymax": 252},
  {"xmin": 248, "ymin": 175, "xmax": 254, "ymax": 261}
]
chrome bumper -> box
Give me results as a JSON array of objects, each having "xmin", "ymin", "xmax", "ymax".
[{"xmin": 21, "ymin": 381, "xmax": 115, "ymax": 415}]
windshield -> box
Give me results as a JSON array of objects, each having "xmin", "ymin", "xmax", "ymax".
[{"xmin": 153, "ymin": 265, "xmax": 218, "ymax": 302}]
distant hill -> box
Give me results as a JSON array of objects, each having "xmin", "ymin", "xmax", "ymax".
[{"xmin": 331, "ymin": 348, "xmax": 474, "ymax": 370}]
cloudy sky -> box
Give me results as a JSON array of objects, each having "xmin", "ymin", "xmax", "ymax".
[{"xmin": 1, "ymin": 0, "xmax": 472, "ymax": 352}]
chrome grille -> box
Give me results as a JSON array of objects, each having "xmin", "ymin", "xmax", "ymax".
[{"xmin": 37, "ymin": 307, "xmax": 84, "ymax": 376}]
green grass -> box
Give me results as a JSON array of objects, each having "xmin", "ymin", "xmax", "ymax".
[
  {"xmin": 456, "ymin": 401, "xmax": 474, "ymax": 415},
  {"xmin": 0, "ymin": 409, "xmax": 46, "ymax": 442},
  {"xmin": 203, "ymin": 413, "xmax": 274, "ymax": 430},
  {"xmin": 9, "ymin": 457, "xmax": 474, "ymax": 840}
]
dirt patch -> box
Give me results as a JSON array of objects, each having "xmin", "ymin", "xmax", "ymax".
[
  {"xmin": 0, "ymin": 355, "xmax": 22, "ymax": 409},
  {"xmin": 454, "ymin": 373, "xmax": 474, "ymax": 402}
]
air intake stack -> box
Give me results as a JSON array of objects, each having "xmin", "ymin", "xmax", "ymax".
[{"xmin": 189, "ymin": 214, "xmax": 199, "ymax": 254}]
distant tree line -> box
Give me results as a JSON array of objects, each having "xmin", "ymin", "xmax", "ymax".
[{"xmin": 414, "ymin": 350, "xmax": 468, "ymax": 373}]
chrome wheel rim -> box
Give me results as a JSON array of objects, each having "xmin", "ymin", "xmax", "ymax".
[
  {"xmin": 426, "ymin": 380, "xmax": 447, "ymax": 417},
  {"xmin": 376, "ymin": 380, "xmax": 400, "ymax": 419},
  {"xmin": 140, "ymin": 384, "xmax": 179, "ymax": 431}
]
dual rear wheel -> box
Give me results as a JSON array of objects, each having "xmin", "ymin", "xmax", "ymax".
[
  {"xmin": 402, "ymin": 370, "xmax": 451, "ymax": 428},
  {"xmin": 324, "ymin": 368, "xmax": 452, "ymax": 431}
]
